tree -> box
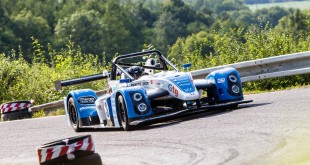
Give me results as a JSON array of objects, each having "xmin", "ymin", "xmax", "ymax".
[
  {"xmin": 152, "ymin": 11, "xmax": 183, "ymax": 52},
  {"xmin": 168, "ymin": 31, "xmax": 214, "ymax": 64},
  {"xmin": 100, "ymin": 0, "xmax": 139, "ymax": 60},
  {"xmin": 54, "ymin": 10, "xmax": 105, "ymax": 57},
  {"xmin": 0, "ymin": 1, "xmax": 17, "ymax": 54},
  {"xmin": 11, "ymin": 10, "xmax": 51, "ymax": 62},
  {"xmin": 275, "ymin": 9, "xmax": 310, "ymax": 37},
  {"xmin": 254, "ymin": 7, "xmax": 292, "ymax": 27}
]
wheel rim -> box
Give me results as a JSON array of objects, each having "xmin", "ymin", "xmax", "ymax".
[{"xmin": 69, "ymin": 104, "xmax": 77, "ymax": 125}]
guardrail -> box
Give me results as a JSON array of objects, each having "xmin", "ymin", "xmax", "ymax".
[
  {"xmin": 29, "ymin": 51, "xmax": 310, "ymax": 112},
  {"xmin": 191, "ymin": 51, "xmax": 310, "ymax": 82}
]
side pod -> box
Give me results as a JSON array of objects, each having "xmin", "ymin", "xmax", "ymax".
[{"xmin": 206, "ymin": 67, "xmax": 244, "ymax": 102}]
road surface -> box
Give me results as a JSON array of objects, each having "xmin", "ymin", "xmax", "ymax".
[{"xmin": 0, "ymin": 87, "xmax": 309, "ymax": 165}]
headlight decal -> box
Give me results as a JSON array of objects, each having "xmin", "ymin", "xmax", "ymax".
[
  {"xmin": 227, "ymin": 72, "xmax": 242, "ymax": 96},
  {"xmin": 228, "ymin": 75, "xmax": 237, "ymax": 82},
  {"xmin": 133, "ymin": 93, "xmax": 143, "ymax": 101},
  {"xmin": 232, "ymin": 85, "xmax": 240, "ymax": 94},
  {"xmin": 129, "ymin": 91, "xmax": 150, "ymax": 115},
  {"xmin": 137, "ymin": 103, "xmax": 147, "ymax": 113}
]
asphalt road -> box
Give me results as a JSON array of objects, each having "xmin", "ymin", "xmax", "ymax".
[{"xmin": 0, "ymin": 87, "xmax": 309, "ymax": 165}]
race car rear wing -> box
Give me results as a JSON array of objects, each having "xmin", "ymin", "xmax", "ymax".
[{"xmin": 55, "ymin": 72, "xmax": 109, "ymax": 91}]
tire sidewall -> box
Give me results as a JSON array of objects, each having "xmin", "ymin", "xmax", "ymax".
[
  {"xmin": 68, "ymin": 98, "xmax": 80, "ymax": 132},
  {"xmin": 117, "ymin": 94, "xmax": 131, "ymax": 131}
]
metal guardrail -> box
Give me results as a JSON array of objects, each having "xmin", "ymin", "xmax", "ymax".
[
  {"xmin": 191, "ymin": 51, "xmax": 310, "ymax": 82},
  {"xmin": 29, "ymin": 51, "xmax": 310, "ymax": 112}
]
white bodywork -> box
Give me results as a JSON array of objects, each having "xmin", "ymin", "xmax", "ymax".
[{"xmin": 95, "ymin": 70, "xmax": 200, "ymax": 125}]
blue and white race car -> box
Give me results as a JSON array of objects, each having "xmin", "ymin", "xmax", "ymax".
[{"xmin": 55, "ymin": 50, "xmax": 252, "ymax": 131}]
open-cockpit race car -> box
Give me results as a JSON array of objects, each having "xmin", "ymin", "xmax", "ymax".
[{"xmin": 55, "ymin": 50, "xmax": 252, "ymax": 131}]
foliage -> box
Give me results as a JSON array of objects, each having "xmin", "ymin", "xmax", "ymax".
[
  {"xmin": 32, "ymin": 110, "xmax": 45, "ymax": 118},
  {"xmin": 54, "ymin": 10, "xmax": 104, "ymax": 56},
  {"xmin": 0, "ymin": 39, "xmax": 106, "ymax": 105},
  {"xmin": 32, "ymin": 109, "xmax": 65, "ymax": 118},
  {"xmin": 168, "ymin": 24, "xmax": 310, "ymax": 91}
]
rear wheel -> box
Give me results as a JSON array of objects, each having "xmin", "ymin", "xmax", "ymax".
[
  {"xmin": 68, "ymin": 98, "xmax": 81, "ymax": 132},
  {"xmin": 117, "ymin": 95, "xmax": 132, "ymax": 131}
]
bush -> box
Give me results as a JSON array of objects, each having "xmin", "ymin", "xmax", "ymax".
[
  {"xmin": 0, "ymin": 39, "xmax": 107, "ymax": 105},
  {"xmin": 167, "ymin": 25, "xmax": 310, "ymax": 91}
]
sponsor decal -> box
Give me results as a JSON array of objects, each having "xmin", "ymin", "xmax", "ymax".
[
  {"xmin": 78, "ymin": 96, "xmax": 96, "ymax": 104},
  {"xmin": 190, "ymin": 92, "xmax": 195, "ymax": 95},
  {"xmin": 168, "ymin": 84, "xmax": 178, "ymax": 97},
  {"xmin": 79, "ymin": 106, "xmax": 96, "ymax": 111},
  {"xmin": 131, "ymin": 82, "xmax": 142, "ymax": 86},
  {"xmin": 168, "ymin": 75, "xmax": 195, "ymax": 93},
  {"xmin": 217, "ymin": 78, "xmax": 225, "ymax": 84}
]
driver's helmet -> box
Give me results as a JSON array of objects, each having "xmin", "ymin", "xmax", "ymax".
[{"xmin": 127, "ymin": 66, "xmax": 144, "ymax": 79}]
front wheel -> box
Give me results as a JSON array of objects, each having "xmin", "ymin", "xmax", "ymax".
[
  {"xmin": 117, "ymin": 95, "xmax": 133, "ymax": 131},
  {"xmin": 68, "ymin": 98, "xmax": 81, "ymax": 132}
]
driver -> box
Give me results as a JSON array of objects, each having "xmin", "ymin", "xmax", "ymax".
[{"xmin": 127, "ymin": 66, "xmax": 144, "ymax": 79}]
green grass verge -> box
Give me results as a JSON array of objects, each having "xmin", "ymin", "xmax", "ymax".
[
  {"xmin": 243, "ymin": 84, "xmax": 310, "ymax": 95},
  {"xmin": 32, "ymin": 109, "xmax": 65, "ymax": 118}
]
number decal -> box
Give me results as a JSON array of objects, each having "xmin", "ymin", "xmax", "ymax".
[{"xmin": 168, "ymin": 84, "xmax": 178, "ymax": 97}]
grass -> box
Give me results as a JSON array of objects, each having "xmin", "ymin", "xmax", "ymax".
[
  {"xmin": 32, "ymin": 109, "xmax": 65, "ymax": 118},
  {"xmin": 243, "ymin": 84, "xmax": 310, "ymax": 95},
  {"xmin": 246, "ymin": 0, "xmax": 310, "ymax": 11}
]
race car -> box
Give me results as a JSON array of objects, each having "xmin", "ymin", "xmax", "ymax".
[{"xmin": 55, "ymin": 50, "xmax": 252, "ymax": 131}]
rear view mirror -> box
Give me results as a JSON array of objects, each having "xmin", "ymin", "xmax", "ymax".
[{"xmin": 182, "ymin": 63, "xmax": 192, "ymax": 71}]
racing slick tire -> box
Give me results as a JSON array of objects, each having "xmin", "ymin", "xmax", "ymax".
[
  {"xmin": 117, "ymin": 94, "xmax": 133, "ymax": 131},
  {"xmin": 68, "ymin": 98, "xmax": 81, "ymax": 132},
  {"xmin": 1, "ymin": 109, "xmax": 32, "ymax": 121}
]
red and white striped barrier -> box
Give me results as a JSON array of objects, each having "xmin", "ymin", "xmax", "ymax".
[
  {"xmin": 37, "ymin": 135, "xmax": 95, "ymax": 164},
  {"xmin": 0, "ymin": 100, "xmax": 34, "ymax": 114}
]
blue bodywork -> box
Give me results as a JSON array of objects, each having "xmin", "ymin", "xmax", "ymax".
[
  {"xmin": 169, "ymin": 74, "xmax": 195, "ymax": 93},
  {"xmin": 66, "ymin": 89, "xmax": 99, "ymax": 125},
  {"xmin": 115, "ymin": 86, "xmax": 153, "ymax": 119},
  {"xmin": 66, "ymin": 86, "xmax": 154, "ymax": 127},
  {"xmin": 206, "ymin": 67, "xmax": 243, "ymax": 102}
]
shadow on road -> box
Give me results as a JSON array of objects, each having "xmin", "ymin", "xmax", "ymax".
[
  {"xmin": 137, "ymin": 109, "xmax": 231, "ymax": 131},
  {"xmin": 236, "ymin": 102, "xmax": 272, "ymax": 110},
  {"xmin": 137, "ymin": 102, "xmax": 272, "ymax": 131},
  {"xmin": 79, "ymin": 102, "xmax": 271, "ymax": 132}
]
